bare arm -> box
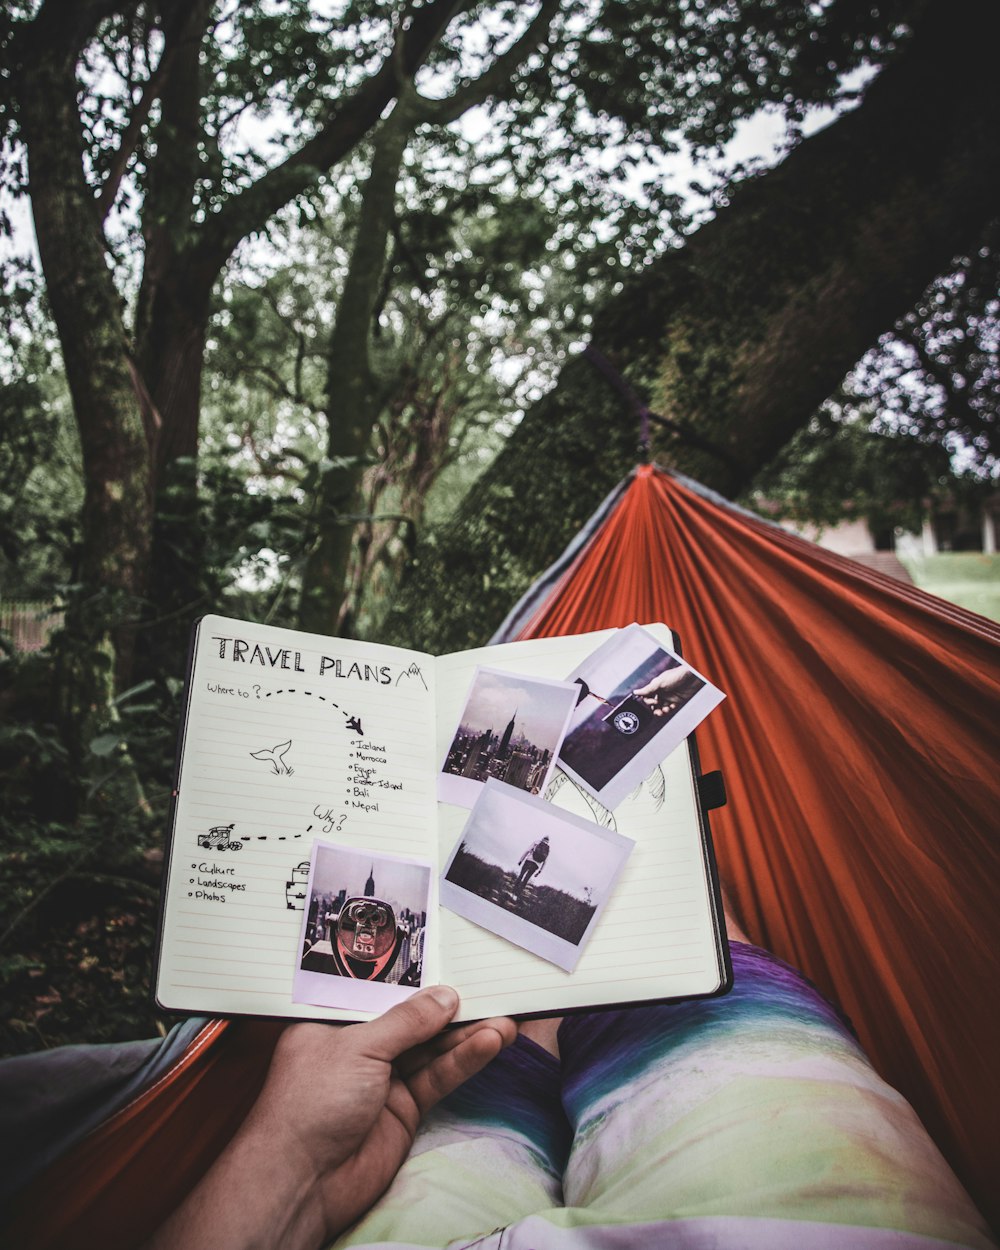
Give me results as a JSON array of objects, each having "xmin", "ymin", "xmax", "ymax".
[{"xmin": 145, "ymin": 986, "xmax": 515, "ymax": 1250}]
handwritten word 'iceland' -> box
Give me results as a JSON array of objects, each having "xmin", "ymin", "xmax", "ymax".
[{"xmin": 211, "ymin": 635, "xmax": 394, "ymax": 683}]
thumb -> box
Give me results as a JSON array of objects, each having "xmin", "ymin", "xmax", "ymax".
[{"xmin": 359, "ymin": 986, "xmax": 460, "ymax": 1062}]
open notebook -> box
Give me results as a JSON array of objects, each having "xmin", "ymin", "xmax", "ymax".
[{"xmin": 154, "ymin": 616, "xmax": 731, "ymax": 1023}]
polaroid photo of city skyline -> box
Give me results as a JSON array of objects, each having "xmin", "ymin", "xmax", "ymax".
[
  {"xmin": 440, "ymin": 779, "xmax": 634, "ymax": 972},
  {"xmin": 557, "ymin": 623, "xmax": 725, "ymax": 811},
  {"xmin": 438, "ymin": 665, "xmax": 580, "ymax": 809},
  {"xmin": 293, "ymin": 841, "xmax": 432, "ymax": 1013}
]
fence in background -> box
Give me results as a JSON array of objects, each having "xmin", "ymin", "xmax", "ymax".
[{"xmin": 0, "ymin": 600, "xmax": 64, "ymax": 652}]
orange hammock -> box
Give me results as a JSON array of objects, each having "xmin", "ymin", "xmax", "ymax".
[
  {"xmin": 5, "ymin": 465, "xmax": 998, "ymax": 1246},
  {"xmin": 504, "ymin": 465, "xmax": 1000, "ymax": 1224}
]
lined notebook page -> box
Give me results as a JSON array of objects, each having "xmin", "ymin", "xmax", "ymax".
[
  {"xmin": 156, "ymin": 615, "xmax": 439, "ymax": 1023},
  {"xmin": 435, "ymin": 628, "xmax": 726, "ymax": 1022}
]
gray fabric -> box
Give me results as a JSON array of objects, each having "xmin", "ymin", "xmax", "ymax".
[
  {"xmin": 0, "ymin": 1016, "xmax": 209, "ymax": 1205},
  {"xmin": 490, "ymin": 463, "xmax": 784, "ymax": 650},
  {"xmin": 665, "ymin": 466, "xmax": 786, "ymax": 528},
  {"xmin": 489, "ymin": 471, "xmax": 637, "ymax": 645}
]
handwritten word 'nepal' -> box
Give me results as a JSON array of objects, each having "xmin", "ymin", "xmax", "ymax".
[{"xmin": 211, "ymin": 636, "xmax": 392, "ymax": 683}]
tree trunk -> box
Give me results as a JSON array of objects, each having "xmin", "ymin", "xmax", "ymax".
[
  {"xmin": 381, "ymin": 0, "xmax": 1000, "ymax": 654},
  {"xmin": 128, "ymin": 0, "xmax": 463, "ymax": 672},
  {"xmin": 129, "ymin": 0, "xmax": 218, "ymax": 681},
  {"xmin": 16, "ymin": 22, "xmax": 152, "ymax": 750},
  {"xmin": 298, "ymin": 101, "xmax": 415, "ymax": 636}
]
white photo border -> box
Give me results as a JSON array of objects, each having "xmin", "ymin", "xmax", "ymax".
[
  {"xmin": 439, "ymin": 779, "xmax": 634, "ymax": 972},
  {"xmin": 557, "ymin": 623, "xmax": 725, "ymax": 811},
  {"xmin": 437, "ymin": 665, "xmax": 580, "ymax": 809},
  {"xmin": 293, "ymin": 840, "xmax": 433, "ymax": 1013}
]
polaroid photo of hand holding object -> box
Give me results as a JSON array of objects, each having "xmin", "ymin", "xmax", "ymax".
[
  {"xmin": 558, "ymin": 623, "xmax": 725, "ymax": 811},
  {"xmin": 158, "ymin": 617, "xmax": 730, "ymax": 1023},
  {"xmin": 436, "ymin": 624, "xmax": 723, "ymax": 970}
]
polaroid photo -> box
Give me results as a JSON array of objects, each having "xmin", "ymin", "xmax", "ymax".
[
  {"xmin": 293, "ymin": 841, "xmax": 432, "ymax": 1013},
  {"xmin": 438, "ymin": 665, "xmax": 579, "ymax": 809},
  {"xmin": 440, "ymin": 779, "xmax": 634, "ymax": 972},
  {"xmin": 557, "ymin": 622, "xmax": 725, "ymax": 811}
]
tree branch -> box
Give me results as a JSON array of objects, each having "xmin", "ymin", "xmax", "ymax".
[
  {"xmin": 191, "ymin": 0, "xmax": 470, "ymax": 278},
  {"xmin": 97, "ymin": 3, "xmax": 200, "ymax": 222},
  {"xmin": 414, "ymin": 0, "xmax": 561, "ymax": 125},
  {"xmin": 9, "ymin": 0, "xmax": 124, "ymax": 67}
]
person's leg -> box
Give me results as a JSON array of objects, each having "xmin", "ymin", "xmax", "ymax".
[
  {"xmin": 332, "ymin": 1034, "xmax": 571, "ymax": 1248},
  {"xmin": 555, "ymin": 941, "xmax": 994, "ymax": 1248}
]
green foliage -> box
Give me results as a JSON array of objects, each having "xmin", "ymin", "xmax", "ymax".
[
  {"xmin": 744, "ymin": 219, "xmax": 1000, "ymax": 532},
  {"xmin": 0, "ymin": 648, "xmax": 178, "ymax": 1055},
  {"xmin": 845, "ymin": 218, "xmax": 1000, "ymax": 473},
  {"xmin": 1, "ymin": 0, "xmax": 996, "ymax": 1052},
  {"xmin": 745, "ymin": 408, "xmax": 964, "ymax": 534},
  {"xmin": 0, "ymin": 263, "xmax": 81, "ymax": 598}
]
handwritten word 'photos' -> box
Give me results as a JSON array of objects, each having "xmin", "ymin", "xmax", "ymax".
[
  {"xmin": 559, "ymin": 623, "xmax": 725, "ymax": 811},
  {"xmin": 441, "ymin": 781, "xmax": 633, "ymax": 972},
  {"xmin": 438, "ymin": 666, "xmax": 578, "ymax": 809},
  {"xmin": 294, "ymin": 842, "xmax": 432, "ymax": 1013}
]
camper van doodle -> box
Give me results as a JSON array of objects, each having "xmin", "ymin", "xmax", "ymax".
[
  {"xmin": 197, "ymin": 822, "xmax": 304, "ymax": 851},
  {"xmin": 198, "ymin": 823, "xmax": 242, "ymax": 852}
]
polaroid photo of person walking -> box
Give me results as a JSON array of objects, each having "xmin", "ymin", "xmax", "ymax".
[
  {"xmin": 558, "ymin": 623, "xmax": 725, "ymax": 811},
  {"xmin": 440, "ymin": 779, "xmax": 634, "ymax": 971}
]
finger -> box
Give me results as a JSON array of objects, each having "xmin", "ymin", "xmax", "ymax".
[
  {"xmin": 355, "ymin": 985, "xmax": 460, "ymax": 1063},
  {"xmin": 394, "ymin": 1015, "xmax": 517, "ymax": 1079},
  {"xmin": 404, "ymin": 1024, "xmax": 509, "ymax": 1116}
]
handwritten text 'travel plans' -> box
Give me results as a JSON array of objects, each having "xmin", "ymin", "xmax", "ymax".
[{"xmin": 211, "ymin": 635, "xmax": 397, "ymax": 683}]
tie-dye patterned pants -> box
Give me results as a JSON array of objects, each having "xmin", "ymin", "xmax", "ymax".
[{"xmin": 334, "ymin": 944, "xmax": 993, "ymax": 1249}]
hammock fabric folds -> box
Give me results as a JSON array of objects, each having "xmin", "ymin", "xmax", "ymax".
[
  {"xmin": 4, "ymin": 464, "xmax": 998, "ymax": 1245},
  {"xmin": 502, "ymin": 465, "xmax": 1000, "ymax": 1225}
]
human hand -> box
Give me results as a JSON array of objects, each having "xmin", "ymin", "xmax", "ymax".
[
  {"xmin": 146, "ymin": 987, "xmax": 515, "ymax": 1250},
  {"xmin": 255, "ymin": 987, "xmax": 514, "ymax": 1239},
  {"xmin": 633, "ymin": 666, "xmax": 701, "ymax": 716}
]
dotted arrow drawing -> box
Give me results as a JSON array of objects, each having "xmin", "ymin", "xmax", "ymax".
[{"xmin": 260, "ymin": 688, "xmax": 363, "ymax": 736}]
